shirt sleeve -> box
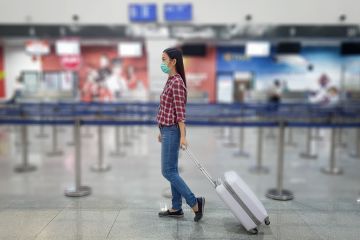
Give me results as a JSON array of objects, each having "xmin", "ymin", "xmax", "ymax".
[{"xmin": 172, "ymin": 79, "xmax": 186, "ymax": 122}]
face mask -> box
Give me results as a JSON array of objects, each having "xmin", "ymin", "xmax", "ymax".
[{"xmin": 160, "ymin": 62, "xmax": 170, "ymax": 74}]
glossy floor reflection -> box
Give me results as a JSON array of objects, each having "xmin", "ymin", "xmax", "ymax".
[{"xmin": 0, "ymin": 125, "xmax": 359, "ymax": 240}]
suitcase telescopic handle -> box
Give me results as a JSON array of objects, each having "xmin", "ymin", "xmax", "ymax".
[{"xmin": 182, "ymin": 146, "xmax": 217, "ymax": 188}]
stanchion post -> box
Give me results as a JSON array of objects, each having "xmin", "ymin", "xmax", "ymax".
[
  {"xmin": 47, "ymin": 124, "xmax": 63, "ymax": 156},
  {"xmin": 266, "ymin": 127, "xmax": 276, "ymax": 139},
  {"xmin": 91, "ymin": 125, "xmax": 111, "ymax": 172},
  {"xmin": 81, "ymin": 104, "xmax": 93, "ymax": 138},
  {"xmin": 82, "ymin": 126, "xmax": 93, "ymax": 138},
  {"xmin": 266, "ymin": 109, "xmax": 276, "ymax": 140},
  {"xmin": 14, "ymin": 122, "xmax": 37, "ymax": 173},
  {"xmin": 110, "ymin": 124, "xmax": 126, "ymax": 157},
  {"xmin": 65, "ymin": 118, "xmax": 91, "ymax": 197},
  {"xmin": 266, "ymin": 121, "xmax": 294, "ymax": 201},
  {"xmin": 285, "ymin": 127, "xmax": 297, "ymax": 147},
  {"xmin": 123, "ymin": 109, "xmax": 132, "ymax": 146},
  {"xmin": 350, "ymin": 128, "xmax": 360, "ymax": 158},
  {"xmin": 300, "ymin": 128, "xmax": 318, "ymax": 159},
  {"xmin": 321, "ymin": 126, "xmax": 343, "ymax": 175},
  {"xmin": 337, "ymin": 127, "xmax": 347, "ymax": 148},
  {"xmin": 132, "ymin": 104, "xmax": 140, "ymax": 138},
  {"xmin": 67, "ymin": 105, "xmax": 75, "ymax": 146},
  {"xmin": 312, "ymin": 128, "xmax": 323, "ymax": 141},
  {"xmin": 36, "ymin": 103, "xmax": 48, "ymax": 139},
  {"xmin": 224, "ymin": 127, "xmax": 237, "ymax": 147},
  {"xmin": 249, "ymin": 127, "xmax": 269, "ymax": 174},
  {"xmin": 234, "ymin": 107, "xmax": 249, "ymax": 156}
]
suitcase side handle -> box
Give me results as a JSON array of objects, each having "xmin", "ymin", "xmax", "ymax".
[{"xmin": 183, "ymin": 146, "xmax": 217, "ymax": 188}]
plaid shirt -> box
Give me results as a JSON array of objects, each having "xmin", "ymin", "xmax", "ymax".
[{"xmin": 157, "ymin": 74, "xmax": 187, "ymax": 126}]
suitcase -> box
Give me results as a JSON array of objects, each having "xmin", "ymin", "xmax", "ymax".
[{"xmin": 184, "ymin": 147, "xmax": 270, "ymax": 234}]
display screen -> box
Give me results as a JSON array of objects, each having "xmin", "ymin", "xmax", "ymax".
[
  {"xmin": 118, "ymin": 42, "xmax": 143, "ymax": 57},
  {"xmin": 182, "ymin": 44, "xmax": 207, "ymax": 57},
  {"xmin": 277, "ymin": 42, "xmax": 301, "ymax": 54},
  {"xmin": 55, "ymin": 40, "xmax": 80, "ymax": 55},
  {"xmin": 245, "ymin": 42, "xmax": 270, "ymax": 57},
  {"xmin": 341, "ymin": 42, "xmax": 360, "ymax": 55},
  {"xmin": 129, "ymin": 4, "xmax": 157, "ymax": 22},
  {"xmin": 164, "ymin": 3, "xmax": 192, "ymax": 22}
]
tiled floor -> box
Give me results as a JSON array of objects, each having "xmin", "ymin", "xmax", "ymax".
[{"xmin": 0, "ymin": 125, "xmax": 359, "ymax": 240}]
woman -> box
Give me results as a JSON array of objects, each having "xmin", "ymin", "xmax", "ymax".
[{"xmin": 157, "ymin": 48, "xmax": 205, "ymax": 221}]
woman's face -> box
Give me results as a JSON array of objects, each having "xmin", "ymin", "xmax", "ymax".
[{"xmin": 162, "ymin": 52, "xmax": 176, "ymax": 70}]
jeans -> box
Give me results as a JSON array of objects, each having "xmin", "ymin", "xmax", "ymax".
[{"xmin": 160, "ymin": 125, "xmax": 197, "ymax": 210}]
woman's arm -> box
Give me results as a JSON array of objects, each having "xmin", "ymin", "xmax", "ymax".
[
  {"xmin": 172, "ymin": 79, "xmax": 187, "ymax": 149},
  {"xmin": 178, "ymin": 121, "xmax": 187, "ymax": 149}
]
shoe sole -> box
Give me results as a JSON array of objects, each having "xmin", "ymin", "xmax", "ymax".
[{"xmin": 159, "ymin": 214, "xmax": 184, "ymax": 218}]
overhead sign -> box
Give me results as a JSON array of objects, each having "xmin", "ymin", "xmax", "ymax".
[
  {"xmin": 245, "ymin": 42, "xmax": 271, "ymax": 57},
  {"xmin": 55, "ymin": 39, "xmax": 80, "ymax": 55},
  {"xmin": 164, "ymin": 3, "xmax": 192, "ymax": 22},
  {"xmin": 118, "ymin": 42, "xmax": 143, "ymax": 57},
  {"xmin": 129, "ymin": 4, "xmax": 157, "ymax": 22},
  {"xmin": 25, "ymin": 40, "xmax": 50, "ymax": 55}
]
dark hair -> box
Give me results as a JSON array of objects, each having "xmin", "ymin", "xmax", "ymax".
[
  {"xmin": 163, "ymin": 48, "xmax": 187, "ymax": 85},
  {"xmin": 163, "ymin": 47, "xmax": 187, "ymax": 102}
]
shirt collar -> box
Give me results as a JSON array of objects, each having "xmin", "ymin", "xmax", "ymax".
[{"xmin": 168, "ymin": 73, "xmax": 180, "ymax": 80}]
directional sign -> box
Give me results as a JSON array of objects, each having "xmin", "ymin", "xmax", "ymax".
[
  {"xmin": 164, "ymin": 3, "xmax": 192, "ymax": 22},
  {"xmin": 129, "ymin": 4, "xmax": 157, "ymax": 22}
]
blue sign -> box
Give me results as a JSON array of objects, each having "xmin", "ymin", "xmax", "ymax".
[
  {"xmin": 164, "ymin": 3, "xmax": 192, "ymax": 22},
  {"xmin": 129, "ymin": 4, "xmax": 157, "ymax": 22}
]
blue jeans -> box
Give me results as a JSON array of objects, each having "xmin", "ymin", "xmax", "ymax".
[{"xmin": 160, "ymin": 125, "xmax": 197, "ymax": 210}]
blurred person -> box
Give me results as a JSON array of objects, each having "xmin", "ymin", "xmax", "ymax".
[
  {"xmin": 126, "ymin": 66, "xmax": 148, "ymax": 101},
  {"xmin": 97, "ymin": 54, "xmax": 112, "ymax": 82},
  {"xmin": 97, "ymin": 81, "xmax": 112, "ymax": 102},
  {"xmin": 157, "ymin": 48, "xmax": 205, "ymax": 221},
  {"xmin": 267, "ymin": 79, "xmax": 283, "ymax": 104},
  {"xmin": 106, "ymin": 59, "xmax": 125, "ymax": 99},
  {"xmin": 325, "ymin": 86, "xmax": 340, "ymax": 106},
  {"xmin": 8, "ymin": 76, "xmax": 24, "ymax": 104},
  {"xmin": 309, "ymin": 73, "xmax": 330, "ymax": 104},
  {"xmin": 81, "ymin": 67, "xmax": 98, "ymax": 102},
  {"xmin": 130, "ymin": 79, "xmax": 148, "ymax": 102},
  {"xmin": 126, "ymin": 66, "xmax": 138, "ymax": 90}
]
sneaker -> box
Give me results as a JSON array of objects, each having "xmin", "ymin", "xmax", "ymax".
[
  {"xmin": 194, "ymin": 197, "xmax": 205, "ymax": 222},
  {"xmin": 158, "ymin": 209, "xmax": 184, "ymax": 218}
]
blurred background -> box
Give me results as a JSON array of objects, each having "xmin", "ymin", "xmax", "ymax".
[
  {"xmin": 0, "ymin": 1, "xmax": 360, "ymax": 240},
  {"xmin": 0, "ymin": 0, "xmax": 359, "ymax": 104}
]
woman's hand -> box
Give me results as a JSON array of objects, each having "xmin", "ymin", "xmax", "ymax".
[
  {"xmin": 180, "ymin": 136, "xmax": 188, "ymax": 150},
  {"xmin": 158, "ymin": 133, "xmax": 162, "ymax": 143}
]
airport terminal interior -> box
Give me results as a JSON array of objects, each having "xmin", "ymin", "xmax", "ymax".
[{"xmin": 0, "ymin": 0, "xmax": 360, "ymax": 239}]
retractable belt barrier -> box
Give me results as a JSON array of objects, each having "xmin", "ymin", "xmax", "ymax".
[{"xmin": 1, "ymin": 101, "xmax": 359, "ymax": 200}]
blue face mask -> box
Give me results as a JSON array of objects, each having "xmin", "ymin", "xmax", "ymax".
[{"xmin": 160, "ymin": 62, "xmax": 170, "ymax": 74}]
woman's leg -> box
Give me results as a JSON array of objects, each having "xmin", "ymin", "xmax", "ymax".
[
  {"xmin": 170, "ymin": 183, "xmax": 182, "ymax": 210},
  {"xmin": 161, "ymin": 126, "xmax": 197, "ymax": 209}
]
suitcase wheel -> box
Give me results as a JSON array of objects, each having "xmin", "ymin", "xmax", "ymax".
[
  {"xmin": 249, "ymin": 228, "xmax": 258, "ymax": 235},
  {"xmin": 265, "ymin": 217, "xmax": 270, "ymax": 225}
]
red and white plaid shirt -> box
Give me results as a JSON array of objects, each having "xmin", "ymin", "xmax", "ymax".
[{"xmin": 157, "ymin": 74, "xmax": 187, "ymax": 126}]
